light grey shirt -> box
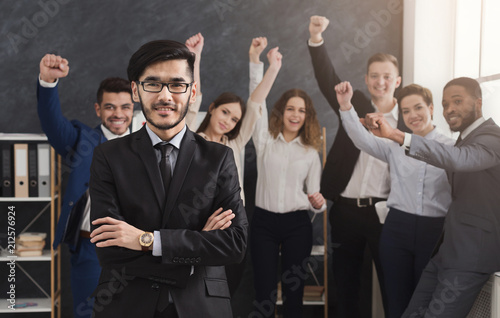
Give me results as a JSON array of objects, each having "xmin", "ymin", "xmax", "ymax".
[{"xmin": 341, "ymin": 107, "xmax": 454, "ymax": 217}]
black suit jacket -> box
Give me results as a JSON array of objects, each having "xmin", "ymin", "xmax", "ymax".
[
  {"xmin": 308, "ymin": 43, "xmax": 410, "ymax": 200},
  {"xmin": 89, "ymin": 126, "xmax": 247, "ymax": 317},
  {"xmin": 408, "ymin": 119, "xmax": 500, "ymax": 273}
]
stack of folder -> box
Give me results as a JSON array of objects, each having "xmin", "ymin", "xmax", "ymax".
[
  {"xmin": 1, "ymin": 142, "xmax": 51, "ymax": 197},
  {"xmin": 16, "ymin": 232, "xmax": 47, "ymax": 257}
]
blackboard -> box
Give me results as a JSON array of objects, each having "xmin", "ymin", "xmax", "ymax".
[{"xmin": 1, "ymin": 0, "xmax": 402, "ymax": 152}]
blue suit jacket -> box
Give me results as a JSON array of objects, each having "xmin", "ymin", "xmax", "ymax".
[{"xmin": 37, "ymin": 81, "xmax": 107, "ymax": 250}]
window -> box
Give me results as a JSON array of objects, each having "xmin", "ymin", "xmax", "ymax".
[{"xmin": 455, "ymin": 0, "xmax": 500, "ymax": 123}]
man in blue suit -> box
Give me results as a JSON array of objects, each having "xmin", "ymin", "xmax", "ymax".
[{"xmin": 37, "ymin": 53, "xmax": 134, "ymax": 318}]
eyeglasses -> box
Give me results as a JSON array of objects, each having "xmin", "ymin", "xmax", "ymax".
[{"xmin": 136, "ymin": 81, "xmax": 192, "ymax": 94}]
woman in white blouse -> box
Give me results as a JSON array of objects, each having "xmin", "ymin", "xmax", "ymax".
[
  {"xmin": 335, "ymin": 82, "xmax": 453, "ymax": 318},
  {"xmin": 185, "ymin": 34, "xmax": 282, "ymax": 296},
  {"xmin": 249, "ymin": 41, "xmax": 326, "ymax": 318}
]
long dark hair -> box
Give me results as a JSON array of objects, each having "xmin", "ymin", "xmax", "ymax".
[{"xmin": 196, "ymin": 92, "xmax": 246, "ymax": 140}]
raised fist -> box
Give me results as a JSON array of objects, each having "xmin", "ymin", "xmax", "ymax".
[
  {"xmin": 309, "ymin": 15, "xmax": 330, "ymax": 43},
  {"xmin": 39, "ymin": 54, "xmax": 69, "ymax": 83}
]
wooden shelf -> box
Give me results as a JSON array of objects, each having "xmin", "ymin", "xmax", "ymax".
[
  {"xmin": 0, "ymin": 196, "xmax": 57, "ymax": 202},
  {"xmin": 0, "ymin": 134, "xmax": 48, "ymax": 141},
  {"xmin": 0, "ymin": 250, "xmax": 56, "ymax": 262},
  {"xmin": 0, "ymin": 298, "xmax": 52, "ymax": 313}
]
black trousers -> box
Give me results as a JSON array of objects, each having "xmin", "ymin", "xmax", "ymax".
[
  {"xmin": 250, "ymin": 207, "xmax": 312, "ymax": 318},
  {"xmin": 380, "ymin": 208, "xmax": 445, "ymax": 318},
  {"xmin": 329, "ymin": 199, "xmax": 387, "ymax": 318}
]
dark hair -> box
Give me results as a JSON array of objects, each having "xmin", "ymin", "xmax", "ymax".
[
  {"xmin": 397, "ymin": 84, "xmax": 433, "ymax": 109},
  {"xmin": 127, "ymin": 40, "xmax": 195, "ymax": 82},
  {"xmin": 269, "ymin": 89, "xmax": 322, "ymax": 150},
  {"xmin": 367, "ymin": 53, "xmax": 399, "ymax": 75},
  {"xmin": 444, "ymin": 77, "xmax": 482, "ymax": 100},
  {"xmin": 96, "ymin": 77, "xmax": 132, "ymax": 105},
  {"xmin": 196, "ymin": 92, "xmax": 246, "ymax": 140}
]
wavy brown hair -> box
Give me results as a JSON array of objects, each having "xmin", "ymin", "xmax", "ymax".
[
  {"xmin": 269, "ymin": 89, "xmax": 322, "ymax": 151},
  {"xmin": 196, "ymin": 92, "xmax": 246, "ymax": 140}
]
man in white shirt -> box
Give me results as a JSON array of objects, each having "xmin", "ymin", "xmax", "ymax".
[
  {"xmin": 363, "ymin": 77, "xmax": 500, "ymax": 317},
  {"xmin": 37, "ymin": 53, "xmax": 134, "ymax": 318},
  {"xmin": 308, "ymin": 15, "xmax": 410, "ymax": 316}
]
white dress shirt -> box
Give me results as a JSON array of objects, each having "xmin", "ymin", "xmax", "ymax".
[
  {"xmin": 340, "ymin": 102, "xmax": 398, "ymax": 199},
  {"xmin": 250, "ymin": 62, "xmax": 326, "ymax": 213}
]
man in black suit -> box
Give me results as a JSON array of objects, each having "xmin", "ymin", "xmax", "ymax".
[
  {"xmin": 89, "ymin": 40, "xmax": 247, "ymax": 317},
  {"xmin": 308, "ymin": 15, "xmax": 410, "ymax": 316},
  {"xmin": 363, "ymin": 77, "xmax": 500, "ymax": 317}
]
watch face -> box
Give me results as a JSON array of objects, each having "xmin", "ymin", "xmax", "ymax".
[{"xmin": 140, "ymin": 232, "xmax": 153, "ymax": 246}]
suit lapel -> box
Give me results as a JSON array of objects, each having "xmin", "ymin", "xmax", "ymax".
[
  {"xmin": 131, "ymin": 126, "xmax": 165, "ymax": 211},
  {"xmin": 162, "ymin": 129, "xmax": 197, "ymax": 227},
  {"xmin": 450, "ymin": 119, "xmax": 493, "ymax": 197}
]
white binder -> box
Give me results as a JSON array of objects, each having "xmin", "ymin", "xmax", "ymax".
[
  {"xmin": 37, "ymin": 143, "xmax": 51, "ymax": 197},
  {"xmin": 14, "ymin": 143, "xmax": 28, "ymax": 197}
]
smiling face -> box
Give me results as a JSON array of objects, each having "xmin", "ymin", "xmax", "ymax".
[
  {"xmin": 400, "ymin": 94, "xmax": 434, "ymax": 136},
  {"xmin": 94, "ymin": 92, "xmax": 134, "ymax": 135},
  {"xmin": 282, "ymin": 96, "xmax": 306, "ymax": 138},
  {"xmin": 442, "ymin": 85, "xmax": 482, "ymax": 132},
  {"xmin": 208, "ymin": 102, "xmax": 242, "ymax": 137},
  {"xmin": 131, "ymin": 59, "xmax": 195, "ymax": 137},
  {"xmin": 365, "ymin": 61, "xmax": 401, "ymax": 101}
]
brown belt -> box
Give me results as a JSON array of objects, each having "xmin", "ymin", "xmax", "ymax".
[{"xmin": 80, "ymin": 230, "xmax": 91, "ymax": 239}]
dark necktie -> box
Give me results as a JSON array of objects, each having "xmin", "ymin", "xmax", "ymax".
[
  {"xmin": 154, "ymin": 143, "xmax": 174, "ymax": 194},
  {"xmin": 455, "ymin": 135, "xmax": 462, "ymax": 146}
]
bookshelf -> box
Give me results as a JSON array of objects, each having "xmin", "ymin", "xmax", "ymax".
[{"xmin": 0, "ymin": 134, "xmax": 61, "ymax": 317}]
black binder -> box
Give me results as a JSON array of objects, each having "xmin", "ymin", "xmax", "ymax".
[
  {"xmin": 28, "ymin": 143, "xmax": 38, "ymax": 197},
  {"xmin": 1, "ymin": 142, "xmax": 13, "ymax": 197}
]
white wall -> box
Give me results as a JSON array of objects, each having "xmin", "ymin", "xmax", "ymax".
[{"xmin": 403, "ymin": 0, "xmax": 456, "ymax": 135}]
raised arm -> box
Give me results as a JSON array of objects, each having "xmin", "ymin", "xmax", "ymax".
[
  {"xmin": 336, "ymin": 81, "xmax": 392, "ymax": 162},
  {"xmin": 249, "ymin": 38, "xmax": 270, "ymax": 153},
  {"xmin": 185, "ymin": 33, "xmax": 204, "ymax": 128},
  {"xmin": 233, "ymin": 38, "xmax": 282, "ymax": 150},
  {"xmin": 308, "ymin": 15, "xmax": 370, "ymax": 116},
  {"xmin": 307, "ymin": 16, "xmax": 342, "ymax": 114},
  {"xmin": 37, "ymin": 54, "xmax": 80, "ymax": 157},
  {"xmin": 250, "ymin": 47, "xmax": 282, "ymax": 105}
]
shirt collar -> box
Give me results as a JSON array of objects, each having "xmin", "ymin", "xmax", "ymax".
[
  {"xmin": 460, "ymin": 117, "xmax": 486, "ymax": 140},
  {"xmin": 277, "ymin": 132, "xmax": 303, "ymax": 146},
  {"xmin": 371, "ymin": 100, "xmax": 399, "ymax": 121},
  {"xmin": 100, "ymin": 124, "xmax": 130, "ymax": 141},
  {"xmin": 145, "ymin": 123, "xmax": 186, "ymax": 149}
]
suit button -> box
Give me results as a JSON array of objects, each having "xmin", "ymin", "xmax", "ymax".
[
  {"xmin": 69, "ymin": 201, "xmax": 74, "ymax": 206},
  {"xmin": 172, "ymin": 257, "xmax": 178, "ymax": 263},
  {"xmin": 151, "ymin": 283, "xmax": 159, "ymax": 290}
]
